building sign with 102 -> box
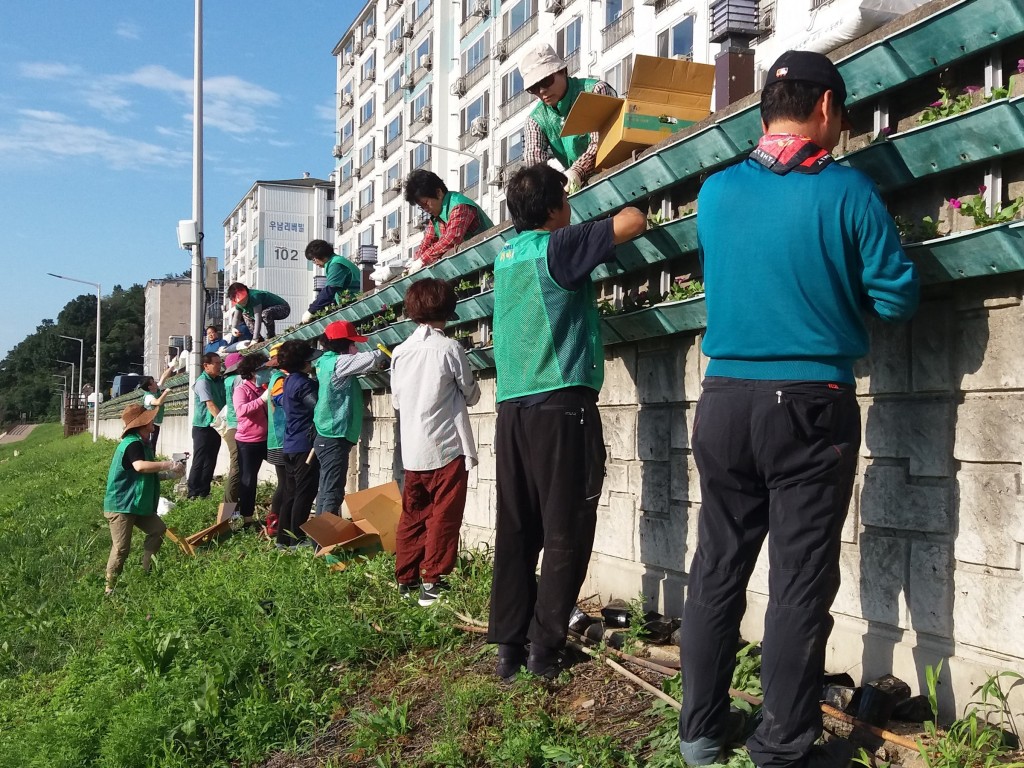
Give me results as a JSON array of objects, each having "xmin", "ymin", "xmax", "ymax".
[{"xmin": 267, "ymin": 219, "xmax": 306, "ymax": 266}]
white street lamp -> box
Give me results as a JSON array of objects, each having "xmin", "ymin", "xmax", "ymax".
[
  {"xmin": 58, "ymin": 335, "xmax": 84, "ymax": 395},
  {"xmin": 55, "ymin": 359, "xmax": 76, "ymax": 401},
  {"xmin": 47, "ymin": 273, "xmax": 101, "ymax": 442},
  {"xmin": 407, "ymin": 138, "xmax": 483, "ymax": 162}
]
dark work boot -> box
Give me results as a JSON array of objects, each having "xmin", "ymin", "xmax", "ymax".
[{"xmin": 495, "ymin": 643, "xmax": 527, "ymax": 682}]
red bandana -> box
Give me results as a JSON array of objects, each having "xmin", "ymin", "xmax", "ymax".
[{"xmin": 750, "ymin": 133, "xmax": 834, "ymax": 175}]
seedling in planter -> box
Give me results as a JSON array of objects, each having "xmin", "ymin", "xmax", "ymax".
[
  {"xmin": 597, "ymin": 298, "xmax": 618, "ymax": 316},
  {"xmin": 949, "ymin": 186, "xmax": 1024, "ymax": 227},
  {"xmin": 647, "ymin": 210, "xmax": 666, "ymax": 228},
  {"xmin": 894, "ymin": 215, "xmax": 939, "ymax": 243},
  {"xmin": 454, "ymin": 278, "xmax": 478, "ymax": 298},
  {"xmin": 666, "ymin": 277, "xmax": 704, "ymax": 302}
]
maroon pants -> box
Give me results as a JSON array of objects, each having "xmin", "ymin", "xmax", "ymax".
[{"xmin": 395, "ymin": 456, "xmax": 469, "ymax": 584}]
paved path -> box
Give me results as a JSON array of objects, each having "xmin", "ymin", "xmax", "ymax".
[{"xmin": 0, "ymin": 424, "xmax": 38, "ymax": 444}]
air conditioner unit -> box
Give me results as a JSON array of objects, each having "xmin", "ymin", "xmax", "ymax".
[
  {"xmin": 388, "ymin": 0, "xmax": 403, "ymax": 7},
  {"xmin": 342, "ymin": 92, "xmax": 354, "ymax": 106},
  {"xmin": 333, "ymin": 144, "xmax": 345, "ymax": 158},
  {"xmin": 389, "ymin": 39, "xmax": 404, "ymax": 54},
  {"xmin": 353, "ymin": 166, "xmax": 362, "ymax": 179},
  {"xmin": 364, "ymin": 68, "xmax": 376, "ymax": 81},
  {"xmin": 389, "ymin": 177, "xmax": 404, "ymax": 192},
  {"xmin": 401, "ymin": 20, "xmax": 415, "ymax": 37},
  {"xmin": 353, "ymin": 210, "xmax": 363, "ymax": 223},
  {"xmin": 493, "ymin": 40, "xmax": 508, "ymax": 62},
  {"xmin": 469, "ymin": 116, "xmax": 489, "ymax": 138},
  {"xmin": 336, "ymin": 219, "xmax": 345, "ymax": 231},
  {"xmin": 417, "ymin": 105, "xmax": 433, "ymax": 122},
  {"xmin": 377, "ymin": 146, "xmax": 389, "ymax": 160},
  {"xmin": 417, "ymin": 211, "xmax": 431, "ymax": 227},
  {"xmin": 354, "ymin": 38, "xmax": 364, "ymax": 54},
  {"xmin": 386, "ymin": 227, "xmax": 402, "ymax": 244},
  {"xmin": 472, "ymin": 0, "xmax": 491, "ymax": 18},
  {"xmin": 419, "ymin": 54, "xmax": 432, "ymax": 71},
  {"xmin": 402, "ymin": 74, "xmax": 416, "ymax": 90},
  {"xmin": 642, "ymin": 0, "xmax": 657, "ymax": 5},
  {"xmin": 451, "ymin": 77, "xmax": 467, "ymax": 97},
  {"xmin": 365, "ymin": 24, "xmax": 376, "ymax": 37},
  {"xmin": 487, "ymin": 167, "xmax": 505, "ymax": 186},
  {"xmin": 546, "ymin": 0, "xmax": 564, "ymax": 13},
  {"xmin": 759, "ymin": 3, "xmax": 775, "ymax": 34},
  {"xmin": 345, "ymin": 53, "xmax": 356, "ymax": 66}
]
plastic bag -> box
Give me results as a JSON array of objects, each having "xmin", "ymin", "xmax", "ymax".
[{"xmin": 157, "ymin": 497, "xmax": 176, "ymax": 517}]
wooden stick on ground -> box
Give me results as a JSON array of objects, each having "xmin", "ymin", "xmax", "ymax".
[{"xmin": 567, "ymin": 638, "xmax": 682, "ymax": 711}]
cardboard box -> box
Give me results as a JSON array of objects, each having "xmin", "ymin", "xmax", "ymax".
[
  {"xmin": 184, "ymin": 502, "xmax": 235, "ymax": 547},
  {"xmin": 301, "ymin": 481, "xmax": 402, "ymax": 558},
  {"xmin": 560, "ymin": 55, "xmax": 715, "ymax": 170}
]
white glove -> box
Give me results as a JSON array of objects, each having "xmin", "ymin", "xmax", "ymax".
[
  {"xmin": 564, "ymin": 168, "xmax": 584, "ymax": 194},
  {"xmin": 301, "ymin": 311, "xmax": 314, "ymax": 324},
  {"xmin": 260, "ymin": 389, "xmax": 270, "ymax": 403},
  {"xmin": 236, "ymin": 340, "xmax": 253, "ymax": 350},
  {"xmin": 231, "ymin": 328, "xmax": 241, "ymax": 338}
]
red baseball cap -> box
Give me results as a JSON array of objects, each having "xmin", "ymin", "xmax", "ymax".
[{"xmin": 324, "ymin": 320, "xmax": 368, "ymax": 343}]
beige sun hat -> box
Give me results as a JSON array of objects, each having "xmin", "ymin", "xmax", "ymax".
[
  {"xmin": 518, "ymin": 41, "xmax": 566, "ymax": 90},
  {"xmin": 120, "ymin": 403, "xmax": 158, "ymax": 438}
]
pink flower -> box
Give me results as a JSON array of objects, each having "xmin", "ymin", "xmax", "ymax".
[
  {"xmin": 979, "ymin": 185, "xmax": 987, "ymax": 194},
  {"xmin": 949, "ymin": 198, "xmax": 962, "ymax": 209},
  {"xmin": 963, "ymin": 85, "xmax": 982, "ymax": 94},
  {"xmin": 1018, "ymin": 58, "xmax": 1024, "ymax": 74},
  {"xmin": 929, "ymin": 100, "xmax": 943, "ymax": 107},
  {"xmin": 880, "ymin": 126, "xmax": 893, "ymax": 136}
]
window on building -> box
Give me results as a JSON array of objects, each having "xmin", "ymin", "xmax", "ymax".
[
  {"xmin": 605, "ymin": 0, "xmax": 629, "ymax": 24},
  {"xmin": 411, "ymin": 140, "xmax": 431, "ymax": 168},
  {"xmin": 412, "ymin": 87, "xmax": 431, "ymax": 118},
  {"xmin": 359, "ymin": 184, "xmax": 375, "ymax": 207},
  {"xmin": 326, "ymin": 216, "xmax": 335, "ymax": 229},
  {"xmin": 385, "ymin": 162, "xmax": 403, "ymax": 189},
  {"xmin": 501, "ymin": 69, "xmax": 523, "ymax": 102},
  {"xmin": 461, "ymin": 93, "xmax": 488, "ymax": 132},
  {"xmin": 359, "ymin": 227, "xmax": 375, "ymax": 246},
  {"xmin": 340, "ymin": 242, "xmax": 352, "ymax": 259},
  {"xmin": 341, "ymin": 160, "xmax": 354, "ymax": 182},
  {"xmin": 464, "ymin": 33, "xmax": 489, "ymax": 72},
  {"xmin": 462, "ymin": 158, "xmax": 481, "ymax": 191},
  {"xmin": 360, "ymin": 98, "xmax": 375, "ymax": 124},
  {"xmin": 657, "ymin": 16, "xmax": 694, "ymax": 58},
  {"xmin": 362, "ymin": 10, "xmax": 376, "ymax": 36},
  {"xmin": 341, "ymin": 119, "xmax": 354, "ymax": 142},
  {"xmin": 557, "ymin": 16, "xmax": 582, "ymax": 56},
  {"xmin": 604, "ymin": 56, "xmax": 633, "ymax": 93},
  {"xmin": 504, "ymin": 0, "xmax": 535, "ymax": 35},
  {"xmin": 327, "ymin": 188, "xmax": 335, "ymax": 201},
  {"xmin": 502, "ymin": 129, "xmax": 525, "ymax": 163},
  {"xmin": 387, "ymin": 22, "xmax": 403, "ymax": 50},
  {"xmin": 341, "ymin": 201, "xmax": 353, "ymax": 221},
  {"xmin": 385, "ymin": 115, "xmax": 402, "ymax": 144},
  {"xmin": 342, "ymin": 80, "xmax": 353, "ymax": 101},
  {"xmin": 385, "ymin": 68, "xmax": 402, "ymax": 98},
  {"xmin": 415, "ymin": 36, "xmax": 432, "ymax": 69},
  {"xmin": 415, "ymin": 0, "xmax": 432, "ymax": 17},
  {"xmin": 342, "ymin": 38, "xmax": 354, "ymax": 61},
  {"xmin": 360, "ymin": 140, "xmax": 375, "ymax": 166},
  {"xmin": 386, "ymin": 209, "xmax": 402, "ymax": 231},
  {"xmin": 362, "ymin": 53, "xmax": 376, "ymax": 80}
]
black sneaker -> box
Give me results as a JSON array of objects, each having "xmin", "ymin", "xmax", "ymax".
[
  {"xmin": 418, "ymin": 578, "xmax": 449, "ymax": 607},
  {"xmin": 496, "ymin": 644, "xmax": 527, "ymax": 682},
  {"xmin": 398, "ymin": 582, "xmax": 419, "ymax": 599},
  {"xmin": 526, "ymin": 645, "xmax": 564, "ymax": 680}
]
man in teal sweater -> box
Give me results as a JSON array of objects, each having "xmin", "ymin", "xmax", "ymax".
[{"xmin": 677, "ymin": 51, "xmax": 919, "ymax": 768}]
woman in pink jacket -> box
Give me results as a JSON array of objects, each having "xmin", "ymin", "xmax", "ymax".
[{"xmin": 231, "ymin": 352, "xmax": 270, "ymax": 529}]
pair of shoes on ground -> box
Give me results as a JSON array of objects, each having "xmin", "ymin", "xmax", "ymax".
[
  {"xmin": 495, "ymin": 643, "xmax": 568, "ymax": 682},
  {"xmin": 680, "ymin": 719, "xmax": 853, "ymax": 768},
  {"xmin": 397, "ymin": 578, "xmax": 449, "ymax": 607}
]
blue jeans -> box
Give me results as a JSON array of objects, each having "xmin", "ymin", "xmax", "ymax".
[{"xmin": 313, "ymin": 435, "xmax": 354, "ymax": 516}]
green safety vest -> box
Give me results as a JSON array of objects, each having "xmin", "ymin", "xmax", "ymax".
[
  {"xmin": 192, "ymin": 371, "xmax": 226, "ymax": 428},
  {"xmin": 326, "ymin": 254, "xmax": 362, "ymax": 304},
  {"xmin": 529, "ymin": 77, "xmax": 600, "ymax": 169},
  {"xmin": 103, "ymin": 434, "xmax": 159, "ymax": 516},
  {"xmin": 431, "ymin": 191, "xmax": 494, "ymax": 241},
  {"xmin": 224, "ymin": 374, "xmax": 239, "ymax": 429},
  {"xmin": 312, "ymin": 351, "xmax": 364, "ymax": 442},
  {"xmin": 267, "ymin": 370, "xmax": 287, "ymax": 451},
  {"xmin": 236, "ymin": 288, "xmax": 286, "ymax": 313},
  {"xmin": 493, "ymin": 230, "xmax": 603, "ymax": 402}
]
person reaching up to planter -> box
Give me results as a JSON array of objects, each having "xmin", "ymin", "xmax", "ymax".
[
  {"xmin": 676, "ymin": 51, "xmax": 919, "ymax": 768},
  {"xmin": 404, "ymin": 169, "xmax": 493, "ymax": 268},
  {"xmin": 139, "ymin": 366, "xmax": 174, "ymax": 453},
  {"xmin": 301, "ymin": 239, "xmax": 363, "ymax": 323},
  {"xmin": 312, "ymin": 321, "xmax": 388, "ymax": 517},
  {"xmin": 187, "ymin": 353, "xmax": 225, "ymax": 499},
  {"xmin": 103, "ymin": 404, "xmax": 185, "ymax": 595},
  {"xmin": 390, "ymin": 278, "xmax": 480, "ymax": 606},
  {"xmin": 519, "ymin": 41, "xmax": 615, "ymax": 192},
  {"xmin": 226, "ymin": 282, "xmax": 291, "ymax": 342},
  {"xmin": 264, "ymin": 342, "xmax": 288, "ymax": 537},
  {"xmin": 220, "ymin": 352, "xmax": 244, "ymax": 506},
  {"xmin": 231, "ymin": 351, "xmax": 270, "ymax": 531},
  {"xmin": 488, "ymin": 163, "xmax": 646, "ymax": 680},
  {"xmin": 276, "ymin": 339, "xmax": 322, "ymax": 549}
]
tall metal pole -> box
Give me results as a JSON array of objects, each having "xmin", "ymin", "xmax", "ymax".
[
  {"xmin": 59, "ymin": 335, "xmax": 84, "ymax": 395},
  {"xmin": 188, "ymin": 0, "xmax": 205, "ymax": 425},
  {"xmin": 56, "ymin": 360, "xmax": 75, "ymax": 400},
  {"xmin": 48, "ymin": 274, "xmax": 101, "ymax": 442}
]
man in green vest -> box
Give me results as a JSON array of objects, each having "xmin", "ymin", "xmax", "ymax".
[
  {"xmin": 312, "ymin": 320, "xmax": 388, "ymax": 516},
  {"xmin": 187, "ymin": 352, "xmax": 226, "ymax": 499},
  {"xmin": 488, "ymin": 163, "xmax": 646, "ymax": 681},
  {"xmin": 103, "ymin": 403, "xmax": 185, "ymax": 594},
  {"xmin": 520, "ymin": 42, "xmax": 615, "ymax": 192},
  {"xmin": 404, "ymin": 170, "xmax": 493, "ymax": 267},
  {"xmin": 227, "ymin": 282, "xmax": 291, "ymax": 342},
  {"xmin": 301, "ymin": 239, "xmax": 363, "ymax": 323}
]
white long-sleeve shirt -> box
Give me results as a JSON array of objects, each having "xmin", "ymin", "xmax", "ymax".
[{"xmin": 390, "ymin": 324, "xmax": 480, "ymax": 472}]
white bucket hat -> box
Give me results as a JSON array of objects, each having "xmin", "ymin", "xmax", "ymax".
[{"xmin": 518, "ymin": 42, "xmax": 567, "ymax": 90}]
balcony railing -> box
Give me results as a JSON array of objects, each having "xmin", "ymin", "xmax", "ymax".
[
  {"xmin": 386, "ymin": 0, "xmax": 403, "ymax": 19},
  {"xmin": 506, "ymin": 14, "xmax": 538, "ymax": 57},
  {"xmin": 339, "ymin": 176, "xmax": 354, "ymax": 195},
  {"xmin": 359, "ymin": 157, "xmax": 376, "ymax": 176},
  {"xmin": 338, "ymin": 217, "xmax": 352, "ymax": 234},
  {"xmin": 412, "ymin": 149, "xmax": 431, "ymax": 170},
  {"xmin": 654, "ymin": 0, "xmax": 679, "ymax": 13},
  {"xmin": 340, "ymin": 134, "xmax": 354, "ymax": 155},
  {"xmin": 358, "ymin": 201, "xmax": 376, "ymax": 220},
  {"xmin": 499, "ymin": 89, "xmax": 532, "ymax": 122},
  {"xmin": 565, "ymin": 49, "xmax": 580, "ymax": 76},
  {"xmin": 409, "ymin": 112, "xmax": 430, "ymax": 137},
  {"xmin": 385, "ymin": 88, "xmax": 402, "ymax": 113},
  {"xmin": 464, "ymin": 58, "xmax": 490, "ymax": 91},
  {"xmin": 385, "ymin": 135, "xmax": 402, "ymax": 157},
  {"xmin": 383, "ymin": 184, "xmax": 402, "ymax": 204},
  {"xmin": 601, "ymin": 8, "xmax": 634, "ymax": 51},
  {"xmin": 385, "ymin": 41, "xmax": 403, "ymax": 66},
  {"xmin": 360, "ymin": 112, "xmax": 377, "ymax": 131},
  {"xmin": 462, "ymin": 181, "xmax": 480, "ymax": 200},
  {"xmin": 408, "ymin": 214, "xmax": 429, "ymax": 235},
  {"xmin": 460, "ymin": 128, "xmax": 481, "ymax": 151},
  {"xmin": 414, "ymin": 2, "xmax": 435, "ymax": 31},
  {"xmin": 460, "ymin": 13, "xmax": 482, "ymax": 36}
]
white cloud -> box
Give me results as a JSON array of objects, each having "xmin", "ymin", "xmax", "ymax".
[
  {"xmin": 0, "ymin": 109, "xmax": 189, "ymax": 170},
  {"xmin": 314, "ymin": 100, "xmax": 335, "ymax": 122},
  {"xmin": 18, "ymin": 62, "xmax": 82, "ymax": 80},
  {"xmin": 115, "ymin": 22, "xmax": 141, "ymax": 40}
]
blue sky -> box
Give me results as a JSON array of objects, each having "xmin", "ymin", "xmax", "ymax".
[{"xmin": 0, "ymin": 0, "xmax": 359, "ymax": 360}]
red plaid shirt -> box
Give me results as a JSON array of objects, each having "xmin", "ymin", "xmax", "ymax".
[{"xmin": 414, "ymin": 204, "xmax": 480, "ymax": 265}]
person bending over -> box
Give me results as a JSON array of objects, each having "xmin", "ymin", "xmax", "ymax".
[
  {"xmin": 404, "ymin": 170, "xmax": 493, "ymax": 267},
  {"xmin": 226, "ymin": 282, "xmax": 290, "ymax": 342}
]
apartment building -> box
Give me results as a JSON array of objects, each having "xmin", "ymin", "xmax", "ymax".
[
  {"xmin": 221, "ymin": 175, "xmax": 335, "ymax": 333},
  {"xmin": 143, "ymin": 278, "xmax": 191, "ymax": 376},
  {"xmin": 333, "ymin": 0, "xmax": 925, "ymax": 282}
]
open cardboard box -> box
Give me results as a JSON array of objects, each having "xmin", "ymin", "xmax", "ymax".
[
  {"xmin": 183, "ymin": 502, "xmax": 235, "ymax": 549},
  {"xmin": 301, "ymin": 481, "xmax": 402, "ymax": 558},
  {"xmin": 561, "ymin": 55, "xmax": 715, "ymax": 170}
]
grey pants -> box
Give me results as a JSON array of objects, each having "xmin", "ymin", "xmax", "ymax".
[{"xmin": 104, "ymin": 512, "xmax": 166, "ymax": 588}]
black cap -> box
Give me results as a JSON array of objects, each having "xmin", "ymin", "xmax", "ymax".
[{"xmin": 763, "ymin": 50, "xmax": 851, "ymax": 125}]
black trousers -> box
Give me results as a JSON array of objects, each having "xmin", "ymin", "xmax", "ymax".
[
  {"xmin": 187, "ymin": 426, "xmax": 222, "ymax": 498},
  {"xmin": 678, "ymin": 378, "xmax": 860, "ymax": 768},
  {"xmin": 487, "ymin": 389, "xmax": 606, "ymax": 653},
  {"xmin": 278, "ymin": 451, "xmax": 320, "ymax": 547},
  {"xmin": 235, "ymin": 439, "xmax": 267, "ymax": 519}
]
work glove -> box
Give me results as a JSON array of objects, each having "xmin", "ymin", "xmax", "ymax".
[
  {"xmin": 236, "ymin": 340, "xmax": 253, "ymax": 350},
  {"xmin": 260, "ymin": 389, "xmax": 270, "ymax": 403},
  {"xmin": 301, "ymin": 311, "xmax": 314, "ymax": 324},
  {"xmin": 564, "ymin": 167, "xmax": 584, "ymax": 195},
  {"xmin": 230, "ymin": 327, "xmax": 241, "ymax": 338}
]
